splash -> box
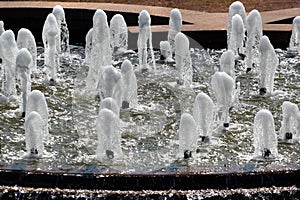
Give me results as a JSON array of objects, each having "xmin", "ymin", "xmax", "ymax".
[
  {"xmin": 159, "ymin": 41, "xmax": 173, "ymax": 62},
  {"xmin": 226, "ymin": 1, "xmax": 246, "ymax": 47},
  {"xmin": 96, "ymin": 108, "xmax": 122, "ymax": 162},
  {"xmin": 178, "ymin": 113, "xmax": 198, "ymax": 159},
  {"xmin": 85, "ymin": 10, "xmax": 111, "ymax": 95},
  {"xmin": 17, "ymin": 28, "xmax": 37, "ymax": 71},
  {"xmin": 175, "ymin": 32, "xmax": 192, "ymax": 87},
  {"xmin": 16, "ymin": 48, "xmax": 32, "ymax": 117},
  {"xmin": 279, "ymin": 101, "xmax": 299, "ymax": 141},
  {"xmin": 228, "ymin": 14, "xmax": 245, "ymax": 58},
  {"xmin": 137, "ymin": 10, "xmax": 155, "ymax": 72},
  {"xmin": 220, "ymin": 50, "xmax": 235, "ymax": 78},
  {"xmin": 120, "ymin": 59, "xmax": 138, "ymax": 108},
  {"xmin": 168, "ymin": 8, "xmax": 182, "ymax": 55},
  {"xmin": 253, "ymin": 109, "xmax": 278, "ymax": 159},
  {"xmin": 0, "ymin": 30, "xmax": 18, "ymax": 98},
  {"xmin": 245, "ymin": 9, "xmax": 262, "ymax": 72},
  {"xmin": 26, "ymin": 90, "xmax": 49, "ymax": 142},
  {"xmin": 193, "ymin": 92, "xmax": 215, "ymax": 143},
  {"xmin": 25, "ymin": 111, "xmax": 44, "ymax": 157},
  {"xmin": 258, "ymin": 35, "xmax": 278, "ymax": 95},
  {"xmin": 288, "ymin": 16, "xmax": 300, "ymax": 55},
  {"xmin": 42, "ymin": 13, "xmax": 59, "ymax": 83},
  {"xmin": 211, "ymin": 71, "xmax": 235, "ymax": 129},
  {"xmin": 110, "ymin": 14, "xmax": 128, "ymax": 56},
  {"xmin": 98, "ymin": 65, "xmax": 123, "ymax": 108},
  {"xmin": 52, "ymin": 5, "xmax": 70, "ymax": 54}
]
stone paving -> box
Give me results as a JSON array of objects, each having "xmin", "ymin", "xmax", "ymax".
[{"xmin": 0, "ymin": 1, "xmax": 298, "ymax": 33}]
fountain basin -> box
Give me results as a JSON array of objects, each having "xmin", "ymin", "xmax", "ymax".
[
  {"xmin": 0, "ymin": 2, "xmax": 300, "ymax": 198},
  {"xmin": 1, "ymin": 168, "xmax": 300, "ymax": 190}
]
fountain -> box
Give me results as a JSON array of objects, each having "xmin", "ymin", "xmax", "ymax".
[
  {"xmin": 0, "ymin": 30, "xmax": 18, "ymax": 100},
  {"xmin": 159, "ymin": 40, "xmax": 173, "ymax": 62},
  {"xmin": 168, "ymin": 8, "xmax": 182, "ymax": 55},
  {"xmin": 279, "ymin": 101, "xmax": 299, "ymax": 141},
  {"xmin": 288, "ymin": 16, "xmax": 300, "ymax": 55},
  {"xmin": 211, "ymin": 71, "xmax": 236, "ymax": 129},
  {"xmin": 253, "ymin": 109, "xmax": 278, "ymax": 159},
  {"xmin": 85, "ymin": 9, "xmax": 111, "ymax": 94},
  {"xmin": 96, "ymin": 108, "xmax": 122, "ymax": 161},
  {"xmin": 98, "ymin": 65, "xmax": 123, "ymax": 107},
  {"xmin": 220, "ymin": 49, "xmax": 235, "ymax": 78},
  {"xmin": 120, "ymin": 59, "xmax": 137, "ymax": 108},
  {"xmin": 0, "ymin": 20, "xmax": 4, "ymax": 35},
  {"xmin": 16, "ymin": 28, "xmax": 37, "ymax": 71},
  {"xmin": 1, "ymin": 3, "xmax": 300, "ymax": 198},
  {"xmin": 193, "ymin": 92, "xmax": 214, "ymax": 143},
  {"xmin": 137, "ymin": 10, "xmax": 155, "ymax": 72},
  {"xmin": 24, "ymin": 111, "xmax": 44, "ymax": 156},
  {"xmin": 25, "ymin": 90, "xmax": 49, "ymax": 141},
  {"xmin": 228, "ymin": 14, "xmax": 245, "ymax": 58},
  {"xmin": 258, "ymin": 35, "xmax": 278, "ymax": 95},
  {"xmin": 100, "ymin": 97, "xmax": 120, "ymax": 117},
  {"xmin": 245, "ymin": 9, "xmax": 262, "ymax": 72},
  {"xmin": 84, "ymin": 28, "xmax": 93, "ymax": 65},
  {"xmin": 16, "ymin": 48, "xmax": 32, "ymax": 118},
  {"xmin": 175, "ymin": 32, "xmax": 192, "ymax": 86},
  {"xmin": 110, "ymin": 14, "xmax": 128, "ymax": 56},
  {"xmin": 42, "ymin": 13, "xmax": 59, "ymax": 83},
  {"xmin": 178, "ymin": 113, "xmax": 197, "ymax": 159},
  {"xmin": 52, "ymin": 5, "xmax": 70, "ymax": 54},
  {"xmin": 226, "ymin": 1, "xmax": 246, "ymax": 47}
]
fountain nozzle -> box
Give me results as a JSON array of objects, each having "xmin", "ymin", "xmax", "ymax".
[
  {"xmin": 106, "ymin": 150, "xmax": 114, "ymax": 159},
  {"xmin": 184, "ymin": 150, "xmax": 192, "ymax": 159},
  {"xmin": 285, "ymin": 132, "xmax": 293, "ymax": 140},
  {"xmin": 30, "ymin": 148, "xmax": 38, "ymax": 155},
  {"xmin": 122, "ymin": 101, "xmax": 129, "ymax": 109},
  {"xmin": 259, "ymin": 88, "xmax": 267, "ymax": 95},
  {"xmin": 201, "ymin": 136, "xmax": 210, "ymax": 143},
  {"xmin": 49, "ymin": 78, "xmax": 55, "ymax": 86},
  {"xmin": 263, "ymin": 148, "xmax": 271, "ymax": 159},
  {"xmin": 160, "ymin": 54, "xmax": 166, "ymax": 61},
  {"xmin": 223, "ymin": 123, "xmax": 229, "ymax": 128}
]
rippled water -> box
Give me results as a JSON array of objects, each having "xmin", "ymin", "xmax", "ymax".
[{"xmin": 0, "ymin": 46, "xmax": 300, "ymax": 174}]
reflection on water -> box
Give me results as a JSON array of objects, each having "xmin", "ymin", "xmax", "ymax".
[{"xmin": 0, "ymin": 46, "xmax": 300, "ymax": 174}]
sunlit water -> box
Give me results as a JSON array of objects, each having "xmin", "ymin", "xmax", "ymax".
[{"xmin": 0, "ymin": 46, "xmax": 300, "ymax": 174}]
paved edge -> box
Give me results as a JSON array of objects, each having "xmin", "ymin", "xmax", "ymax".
[{"xmin": 0, "ymin": 1, "xmax": 298, "ymax": 32}]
